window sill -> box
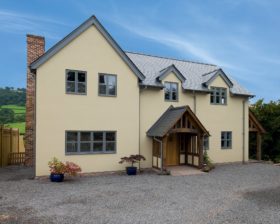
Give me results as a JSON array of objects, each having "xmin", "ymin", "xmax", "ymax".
[
  {"xmin": 98, "ymin": 94, "xmax": 117, "ymax": 97},
  {"xmin": 66, "ymin": 92, "xmax": 87, "ymax": 95},
  {"xmin": 66, "ymin": 151, "xmax": 116, "ymax": 155},
  {"xmin": 210, "ymin": 103, "xmax": 227, "ymax": 106},
  {"xmin": 221, "ymin": 148, "xmax": 232, "ymax": 150},
  {"xmin": 165, "ymin": 99, "xmax": 179, "ymax": 102}
]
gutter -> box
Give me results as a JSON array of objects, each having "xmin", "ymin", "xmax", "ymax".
[{"xmin": 153, "ymin": 137, "xmax": 163, "ymax": 173}]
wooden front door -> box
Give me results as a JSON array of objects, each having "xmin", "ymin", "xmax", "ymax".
[{"xmin": 166, "ymin": 134, "xmax": 179, "ymax": 166}]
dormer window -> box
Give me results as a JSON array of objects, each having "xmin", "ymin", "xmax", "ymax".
[
  {"xmin": 210, "ymin": 87, "xmax": 227, "ymax": 105},
  {"xmin": 164, "ymin": 82, "xmax": 178, "ymax": 101}
]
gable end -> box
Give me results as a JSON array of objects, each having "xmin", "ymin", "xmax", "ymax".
[
  {"xmin": 30, "ymin": 16, "xmax": 145, "ymax": 81},
  {"xmin": 203, "ymin": 69, "xmax": 233, "ymax": 88}
]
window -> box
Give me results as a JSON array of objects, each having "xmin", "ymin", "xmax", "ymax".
[
  {"xmin": 99, "ymin": 74, "xmax": 117, "ymax": 96},
  {"xmin": 66, "ymin": 131, "xmax": 116, "ymax": 154},
  {"xmin": 66, "ymin": 70, "xmax": 86, "ymax": 94},
  {"xmin": 164, "ymin": 82, "xmax": 178, "ymax": 101},
  {"xmin": 221, "ymin": 131, "xmax": 232, "ymax": 149},
  {"xmin": 203, "ymin": 136, "xmax": 209, "ymax": 150},
  {"xmin": 210, "ymin": 87, "xmax": 227, "ymax": 105}
]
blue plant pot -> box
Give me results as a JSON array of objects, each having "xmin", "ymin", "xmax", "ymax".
[
  {"xmin": 50, "ymin": 173, "xmax": 64, "ymax": 182},
  {"xmin": 126, "ymin": 166, "xmax": 137, "ymax": 175}
]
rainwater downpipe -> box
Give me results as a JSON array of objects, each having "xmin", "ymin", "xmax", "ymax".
[
  {"xmin": 193, "ymin": 90, "xmax": 197, "ymax": 114},
  {"xmin": 154, "ymin": 137, "xmax": 163, "ymax": 173},
  {"xmin": 138, "ymin": 85, "xmax": 148, "ymax": 171}
]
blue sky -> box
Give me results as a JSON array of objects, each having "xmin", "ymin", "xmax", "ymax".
[{"xmin": 0, "ymin": 0, "xmax": 279, "ymax": 102}]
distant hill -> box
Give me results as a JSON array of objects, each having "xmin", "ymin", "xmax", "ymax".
[
  {"xmin": 0, "ymin": 87, "xmax": 26, "ymax": 134},
  {"xmin": 0, "ymin": 87, "xmax": 26, "ymax": 106}
]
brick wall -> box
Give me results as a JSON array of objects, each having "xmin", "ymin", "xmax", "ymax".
[{"xmin": 25, "ymin": 34, "xmax": 45, "ymax": 166}]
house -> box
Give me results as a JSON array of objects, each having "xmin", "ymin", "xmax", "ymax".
[{"xmin": 25, "ymin": 16, "xmax": 264, "ymax": 176}]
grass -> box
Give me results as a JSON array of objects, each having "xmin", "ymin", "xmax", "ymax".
[
  {"xmin": 5, "ymin": 122, "xmax": 25, "ymax": 135},
  {"xmin": 0, "ymin": 105, "xmax": 26, "ymax": 134},
  {"xmin": 1, "ymin": 105, "xmax": 26, "ymax": 114}
]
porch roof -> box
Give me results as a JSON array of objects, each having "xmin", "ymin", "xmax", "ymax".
[
  {"xmin": 147, "ymin": 105, "xmax": 209, "ymax": 137},
  {"xmin": 249, "ymin": 109, "xmax": 266, "ymax": 134}
]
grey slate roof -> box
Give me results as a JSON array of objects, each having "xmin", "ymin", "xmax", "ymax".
[
  {"xmin": 29, "ymin": 15, "xmax": 253, "ymax": 97},
  {"xmin": 126, "ymin": 52, "xmax": 253, "ymax": 96},
  {"xmin": 147, "ymin": 106, "xmax": 187, "ymax": 137}
]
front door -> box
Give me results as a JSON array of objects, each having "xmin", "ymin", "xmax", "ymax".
[{"xmin": 166, "ymin": 134, "xmax": 179, "ymax": 166}]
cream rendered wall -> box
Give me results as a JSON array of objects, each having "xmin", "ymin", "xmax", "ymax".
[
  {"xmin": 140, "ymin": 73, "xmax": 249, "ymax": 167},
  {"xmin": 139, "ymin": 72, "xmax": 194, "ymax": 168},
  {"xmin": 196, "ymin": 75, "xmax": 249, "ymax": 163},
  {"xmin": 35, "ymin": 25, "xmax": 139, "ymax": 176}
]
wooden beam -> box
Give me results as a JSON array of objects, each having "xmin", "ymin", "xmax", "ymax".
[
  {"xmin": 249, "ymin": 128, "xmax": 258, "ymax": 132},
  {"xmin": 162, "ymin": 136, "xmax": 167, "ymax": 168},
  {"xmin": 198, "ymin": 133, "xmax": 204, "ymax": 168},
  {"xmin": 170, "ymin": 128, "xmax": 198, "ymax": 134}
]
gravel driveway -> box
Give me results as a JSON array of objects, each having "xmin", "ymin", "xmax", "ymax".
[{"xmin": 0, "ymin": 163, "xmax": 280, "ymax": 224}]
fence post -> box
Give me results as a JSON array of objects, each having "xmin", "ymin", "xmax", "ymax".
[
  {"xmin": 10, "ymin": 128, "xmax": 13, "ymax": 153},
  {"xmin": 0, "ymin": 126, "xmax": 2, "ymax": 167}
]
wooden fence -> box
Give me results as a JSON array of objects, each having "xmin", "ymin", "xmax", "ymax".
[{"xmin": 0, "ymin": 126, "xmax": 24, "ymax": 167}]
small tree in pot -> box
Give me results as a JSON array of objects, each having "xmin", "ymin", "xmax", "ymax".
[{"xmin": 119, "ymin": 154, "xmax": 146, "ymax": 175}]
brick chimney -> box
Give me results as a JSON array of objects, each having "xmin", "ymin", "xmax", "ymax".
[{"xmin": 25, "ymin": 34, "xmax": 45, "ymax": 166}]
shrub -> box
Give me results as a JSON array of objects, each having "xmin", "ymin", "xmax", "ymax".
[
  {"xmin": 202, "ymin": 151, "xmax": 215, "ymax": 172},
  {"xmin": 48, "ymin": 157, "xmax": 81, "ymax": 176},
  {"xmin": 48, "ymin": 157, "xmax": 66, "ymax": 174},
  {"xmin": 119, "ymin": 154, "xmax": 146, "ymax": 167}
]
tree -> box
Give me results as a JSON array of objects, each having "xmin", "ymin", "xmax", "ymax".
[
  {"xmin": 0, "ymin": 108, "xmax": 15, "ymax": 124},
  {"xmin": 0, "ymin": 87, "xmax": 26, "ymax": 106},
  {"xmin": 251, "ymin": 99, "xmax": 280, "ymax": 161}
]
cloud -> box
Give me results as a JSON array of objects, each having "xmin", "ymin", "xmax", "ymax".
[
  {"xmin": 0, "ymin": 10, "xmax": 69, "ymax": 39},
  {"xmin": 110, "ymin": 17, "xmax": 236, "ymax": 69}
]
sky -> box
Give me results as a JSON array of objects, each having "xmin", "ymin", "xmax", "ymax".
[{"xmin": 0, "ymin": 0, "xmax": 279, "ymax": 102}]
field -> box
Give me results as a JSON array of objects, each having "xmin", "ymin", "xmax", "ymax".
[
  {"xmin": 1, "ymin": 105, "xmax": 26, "ymax": 114},
  {"xmin": 0, "ymin": 105, "xmax": 26, "ymax": 134},
  {"xmin": 6, "ymin": 122, "xmax": 25, "ymax": 134}
]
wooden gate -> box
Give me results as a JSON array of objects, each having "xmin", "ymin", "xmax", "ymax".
[{"xmin": 0, "ymin": 126, "xmax": 22, "ymax": 167}]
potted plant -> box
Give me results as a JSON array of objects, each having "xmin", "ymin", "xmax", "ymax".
[
  {"xmin": 119, "ymin": 154, "xmax": 146, "ymax": 175},
  {"xmin": 48, "ymin": 157, "xmax": 81, "ymax": 182},
  {"xmin": 202, "ymin": 151, "xmax": 215, "ymax": 172}
]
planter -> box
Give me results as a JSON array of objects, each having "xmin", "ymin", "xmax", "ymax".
[
  {"xmin": 50, "ymin": 173, "xmax": 64, "ymax": 182},
  {"xmin": 126, "ymin": 166, "xmax": 137, "ymax": 175}
]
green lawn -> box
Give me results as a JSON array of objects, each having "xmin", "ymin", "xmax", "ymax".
[
  {"xmin": 6, "ymin": 122, "xmax": 25, "ymax": 134},
  {"xmin": 1, "ymin": 105, "xmax": 26, "ymax": 114},
  {"xmin": 0, "ymin": 105, "xmax": 26, "ymax": 134}
]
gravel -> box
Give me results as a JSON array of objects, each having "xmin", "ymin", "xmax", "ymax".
[{"xmin": 0, "ymin": 163, "xmax": 280, "ymax": 224}]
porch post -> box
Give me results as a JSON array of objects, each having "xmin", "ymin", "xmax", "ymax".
[
  {"xmin": 162, "ymin": 136, "xmax": 167, "ymax": 170},
  {"xmin": 198, "ymin": 133, "xmax": 204, "ymax": 169},
  {"xmin": 257, "ymin": 133, "xmax": 262, "ymax": 161}
]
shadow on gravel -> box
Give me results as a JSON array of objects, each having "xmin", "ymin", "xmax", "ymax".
[
  {"xmin": 243, "ymin": 186, "xmax": 280, "ymax": 207},
  {"xmin": 0, "ymin": 166, "xmax": 33, "ymax": 181}
]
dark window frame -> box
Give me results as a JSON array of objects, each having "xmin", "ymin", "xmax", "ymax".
[
  {"xmin": 65, "ymin": 131, "xmax": 117, "ymax": 155},
  {"xmin": 221, "ymin": 131, "xmax": 232, "ymax": 149},
  {"xmin": 98, "ymin": 73, "xmax": 117, "ymax": 97},
  {"xmin": 210, "ymin": 87, "xmax": 227, "ymax": 105},
  {"xmin": 164, "ymin": 82, "xmax": 179, "ymax": 101},
  {"xmin": 65, "ymin": 69, "xmax": 87, "ymax": 95},
  {"xmin": 203, "ymin": 136, "xmax": 209, "ymax": 150}
]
